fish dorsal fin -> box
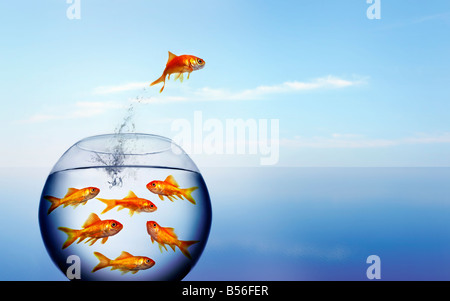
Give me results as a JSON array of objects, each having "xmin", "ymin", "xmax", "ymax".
[
  {"xmin": 167, "ymin": 51, "xmax": 177, "ymax": 64},
  {"xmin": 65, "ymin": 188, "xmax": 79, "ymax": 197},
  {"xmin": 165, "ymin": 227, "xmax": 178, "ymax": 238},
  {"xmin": 125, "ymin": 191, "xmax": 137, "ymax": 199},
  {"xmin": 164, "ymin": 175, "xmax": 179, "ymax": 187},
  {"xmin": 82, "ymin": 213, "xmax": 101, "ymax": 228},
  {"xmin": 116, "ymin": 251, "xmax": 134, "ymax": 260}
]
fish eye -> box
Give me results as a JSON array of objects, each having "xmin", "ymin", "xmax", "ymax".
[
  {"xmin": 150, "ymin": 204, "xmax": 154, "ymax": 208},
  {"xmin": 111, "ymin": 222, "xmax": 116, "ymax": 227},
  {"xmin": 197, "ymin": 59, "xmax": 203, "ymax": 64},
  {"xmin": 152, "ymin": 183, "xmax": 156, "ymax": 187},
  {"xmin": 146, "ymin": 259, "xmax": 150, "ymax": 263},
  {"xmin": 153, "ymin": 223, "xmax": 156, "ymax": 228},
  {"xmin": 91, "ymin": 188, "xmax": 95, "ymax": 192}
]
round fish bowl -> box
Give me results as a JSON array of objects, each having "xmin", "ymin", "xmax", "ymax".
[{"xmin": 38, "ymin": 133, "xmax": 212, "ymax": 280}]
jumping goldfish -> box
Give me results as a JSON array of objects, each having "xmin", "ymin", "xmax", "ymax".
[
  {"xmin": 92, "ymin": 251, "xmax": 155, "ymax": 275},
  {"xmin": 44, "ymin": 187, "xmax": 100, "ymax": 214},
  {"xmin": 146, "ymin": 175, "xmax": 198, "ymax": 204},
  {"xmin": 150, "ymin": 51, "xmax": 205, "ymax": 93},
  {"xmin": 96, "ymin": 191, "xmax": 157, "ymax": 216},
  {"xmin": 146, "ymin": 220, "xmax": 198, "ymax": 259},
  {"xmin": 58, "ymin": 213, "xmax": 123, "ymax": 249}
]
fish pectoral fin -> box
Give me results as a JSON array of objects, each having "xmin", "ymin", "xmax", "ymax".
[
  {"xmin": 101, "ymin": 237, "xmax": 108, "ymax": 244},
  {"xmin": 88, "ymin": 238, "xmax": 99, "ymax": 246},
  {"xmin": 131, "ymin": 270, "xmax": 139, "ymax": 275},
  {"xmin": 187, "ymin": 72, "xmax": 191, "ymax": 79},
  {"xmin": 158, "ymin": 243, "xmax": 168, "ymax": 253},
  {"xmin": 158, "ymin": 195, "xmax": 164, "ymax": 201},
  {"xmin": 128, "ymin": 210, "xmax": 135, "ymax": 217}
]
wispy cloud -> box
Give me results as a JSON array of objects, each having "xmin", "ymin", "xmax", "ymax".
[
  {"xmin": 22, "ymin": 75, "xmax": 364, "ymax": 123},
  {"xmin": 282, "ymin": 133, "xmax": 450, "ymax": 149},
  {"xmin": 20, "ymin": 101, "xmax": 125, "ymax": 123},
  {"xmin": 413, "ymin": 12, "xmax": 450, "ymax": 24},
  {"xmin": 133, "ymin": 75, "xmax": 366, "ymax": 104},
  {"xmin": 378, "ymin": 12, "xmax": 450, "ymax": 31},
  {"xmin": 93, "ymin": 82, "xmax": 148, "ymax": 95}
]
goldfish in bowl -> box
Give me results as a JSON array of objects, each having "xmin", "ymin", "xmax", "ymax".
[{"xmin": 38, "ymin": 133, "xmax": 212, "ymax": 281}]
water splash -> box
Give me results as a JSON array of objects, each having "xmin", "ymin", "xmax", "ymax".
[{"xmin": 92, "ymin": 89, "xmax": 148, "ymax": 188}]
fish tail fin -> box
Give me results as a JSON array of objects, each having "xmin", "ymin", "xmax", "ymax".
[
  {"xmin": 179, "ymin": 240, "xmax": 199, "ymax": 259},
  {"xmin": 58, "ymin": 227, "xmax": 80, "ymax": 249},
  {"xmin": 92, "ymin": 252, "xmax": 111, "ymax": 273},
  {"xmin": 150, "ymin": 73, "xmax": 166, "ymax": 93},
  {"xmin": 44, "ymin": 196, "xmax": 61, "ymax": 214},
  {"xmin": 96, "ymin": 198, "xmax": 116, "ymax": 214},
  {"xmin": 182, "ymin": 186, "xmax": 198, "ymax": 204}
]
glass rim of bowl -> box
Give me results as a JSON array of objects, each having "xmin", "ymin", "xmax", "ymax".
[
  {"xmin": 49, "ymin": 132, "xmax": 200, "ymax": 174},
  {"xmin": 75, "ymin": 133, "xmax": 175, "ymax": 156}
]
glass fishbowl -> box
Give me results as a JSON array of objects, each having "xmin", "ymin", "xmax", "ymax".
[{"xmin": 38, "ymin": 133, "xmax": 212, "ymax": 281}]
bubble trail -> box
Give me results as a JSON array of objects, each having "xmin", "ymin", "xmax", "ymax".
[{"xmin": 91, "ymin": 88, "xmax": 149, "ymax": 188}]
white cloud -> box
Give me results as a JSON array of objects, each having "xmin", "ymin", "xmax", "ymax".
[
  {"xmin": 133, "ymin": 75, "xmax": 366, "ymax": 104},
  {"xmin": 282, "ymin": 133, "xmax": 450, "ymax": 149},
  {"xmin": 20, "ymin": 101, "xmax": 125, "ymax": 123},
  {"xmin": 414, "ymin": 12, "xmax": 450, "ymax": 24},
  {"xmin": 93, "ymin": 82, "xmax": 148, "ymax": 95},
  {"xmin": 21, "ymin": 75, "xmax": 364, "ymax": 123}
]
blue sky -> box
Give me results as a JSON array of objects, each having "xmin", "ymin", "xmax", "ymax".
[
  {"xmin": 1, "ymin": 0, "xmax": 450, "ymax": 281},
  {"xmin": 1, "ymin": 0, "xmax": 450, "ymax": 169}
]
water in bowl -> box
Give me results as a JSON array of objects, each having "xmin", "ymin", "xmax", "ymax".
[{"xmin": 38, "ymin": 134, "xmax": 212, "ymax": 281}]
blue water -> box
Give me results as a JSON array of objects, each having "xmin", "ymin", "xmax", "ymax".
[
  {"xmin": 1, "ymin": 167, "xmax": 450, "ymax": 280},
  {"xmin": 39, "ymin": 166, "xmax": 211, "ymax": 281}
]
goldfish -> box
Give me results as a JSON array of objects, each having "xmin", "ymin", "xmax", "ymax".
[
  {"xmin": 146, "ymin": 220, "xmax": 198, "ymax": 259},
  {"xmin": 96, "ymin": 191, "xmax": 157, "ymax": 216},
  {"xmin": 150, "ymin": 51, "xmax": 205, "ymax": 93},
  {"xmin": 92, "ymin": 251, "xmax": 155, "ymax": 275},
  {"xmin": 146, "ymin": 175, "xmax": 198, "ymax": 204},
  {"xmin": 44, "ymin": 187, "xmax": 100, "ymax": 214},
  {"xmin": 58, "ymin": 213, "xmax": 123, "ymax": 249}
]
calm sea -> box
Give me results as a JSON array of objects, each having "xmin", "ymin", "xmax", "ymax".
[{"xmin": 1, "ymin": 167, "xmax": 449, "ymax": 280}]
